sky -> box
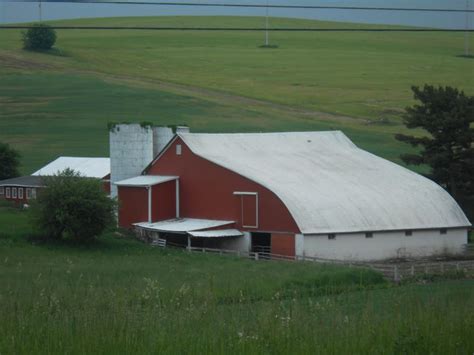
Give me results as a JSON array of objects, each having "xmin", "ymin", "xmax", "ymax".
[{"xmin": 0, "ymin": 0, "xmax": 472, "ymax": 29}]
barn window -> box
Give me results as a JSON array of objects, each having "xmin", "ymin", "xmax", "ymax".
[
  {"xmin": 405, "ymin": 230, "xmax": 412, "ymax": 237},
  {"xmin": 176, "ymin": 144, "xmax": 182, "ymax": 155},
  {"xmin": 26, "ymin": 188, "xmax": 32, "ymax": 199},
  {"xmin": 18, "ymin": 188, "xmax": 23, "ymax": 199},
  {"xmin": 365, "ymin": 232, "xmax": 373, "ymax": 238},
  {"xmin": 0, "ymin": 187, "xmax": 4, "ymax": 195},
  {"xmin": 31, "ymin": 188, "xmax": 37, "ymax": 199},
  {"xmin": 328, "ymin": 233, "xmax": 336, "ymax": 240},
  {"xmin": 12, "ymin": 188, "xmax": 17, "ymax": 199},
  {"xmin": 440, "ymin": 228, "xmax": 447, "ymax": 235},
  {"xmin": 5, "ymin": 188, "xmax": 10, "ymax": 198}
]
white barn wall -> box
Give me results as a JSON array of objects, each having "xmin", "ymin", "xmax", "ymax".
[
  {"xmin": 303, "ymin": 228, "xmax": 468, "ymax": 261},
  {"xmin": 295, "ymin": 234, "xmax": 304, "ymax": 258},
  {"xmin": 219, "ymin": 232, "xmax": 251, "ymax": 252}
]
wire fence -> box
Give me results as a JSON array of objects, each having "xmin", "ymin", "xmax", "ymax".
[
  {"xmin": 151, "ymin": 237, "xmax": 474, "ymax": 282},
  {"xmin": 5, "ymin": 1, "xmax": 473, "ymax": 13}
]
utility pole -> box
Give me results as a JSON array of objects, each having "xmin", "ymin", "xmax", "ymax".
[
  {"xmin": 465, "ymin": 0, "xmax": 471, "ymax": 56},
  {"xmin": 264, "ymin": 0, "xmax": 269, "ymax": 46},
  {"xmin": 39, "ymin": 0, "xmax": 43, "ymax": 22}
]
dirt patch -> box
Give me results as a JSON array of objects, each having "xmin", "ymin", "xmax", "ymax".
[{"xmin": 0, "ymin": 52, "xmax": 53, "ymax": 70}]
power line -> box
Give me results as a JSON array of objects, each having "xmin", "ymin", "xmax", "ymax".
[
  {"xmin": 9, "ymin": 1, "xmax": 474, "ymax": 13},
  {"xmin": 1, "ymin": 25, "xmax": 473, "ymax": 31}
]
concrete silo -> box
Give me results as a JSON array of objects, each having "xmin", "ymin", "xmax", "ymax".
[
  {"xmin": 109, "ymin": 124, "xmax": 154, "ymax": 198},
  {"xmin": 152, "ymin": 126, "xmax": 174, "ymax": 158}
]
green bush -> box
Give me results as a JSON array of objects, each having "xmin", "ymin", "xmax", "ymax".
[
  {"xmin": 22, "ymin": 24, "xmax": 56, "ymax": 50},
  {"xmin": 31, "ymin": 169, "xmax": 116, "ymax": 243}
]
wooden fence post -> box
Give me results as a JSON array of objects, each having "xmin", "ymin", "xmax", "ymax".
[
  {"xmin": 410, "ymin": 265, "xmax": 415, "ymax": 276},
  {"xmin": 254, "ymin": 253, "xmax": 259, "ymax": 261}
]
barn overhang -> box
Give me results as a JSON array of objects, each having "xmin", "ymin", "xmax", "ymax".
[
  {"xmin": 188, "ymin": 229, "xmax": 243, "ymax": 238},
  {"xmin": 114, "ymin": 175, "xmax": 178, "ymax": 187},
  {"xmin": 134, "ymin": 218, "xmax": 235, "ymax": 235}
]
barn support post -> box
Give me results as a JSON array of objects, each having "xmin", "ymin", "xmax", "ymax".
[
  {"xmin": 147, "ymin": 186, "xmax": 152, "ymax": 223},
  {"xmin": 175, "ymin": 179, "xmax": 180, "ymax": 218},
  {"xmin": 394, "ymin": 265, "xmax": 400, "ymax": 283}
]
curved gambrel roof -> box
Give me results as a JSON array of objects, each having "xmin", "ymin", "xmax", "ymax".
[{"xmin": 178, "ymin": 131, "xmax": 471, "ymax": 234}]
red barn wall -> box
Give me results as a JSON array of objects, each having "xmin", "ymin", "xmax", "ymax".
[
  {"xmin": 118, "ymin": 186, "xmax": 148, "ymax": 228},
  {"xmin": 271, "ymin": 233, "xmax": 296, "ymax": 257},
  {"xmin": 146, "ymin": 138, "xmax": 299, "ymax": 234},
  {"xmin": 151, "ymin": 180, "xmax": 176, "ymax": 222},
  {"xmin": 1, "ymin": 186, "xmax": 39, "ymax": 205}
]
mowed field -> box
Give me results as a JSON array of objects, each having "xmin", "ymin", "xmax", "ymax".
[
  {"xmin": 0, "ymin": 16, "xmax": 473, "ymax": 173},
  {"xmin": 1, "ymin": 204, "xmax": 474, "ymax": 354}
]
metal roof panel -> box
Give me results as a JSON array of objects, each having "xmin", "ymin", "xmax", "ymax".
[
  {"xmin": 134, "ymin": 218, "xmax": 234, "ymax": 233},
  {"xmin": 32, "ymin": 157, "xmax": 110, "ymax": 178}
]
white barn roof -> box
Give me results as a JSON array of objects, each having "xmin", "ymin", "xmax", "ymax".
[
  {"xmin": 32, "ymin": 157, "xmax": 110, "ymax": 179},
  {"xmin": 178, "ymin": 131, "xmax": 471, "ymax": 234}
]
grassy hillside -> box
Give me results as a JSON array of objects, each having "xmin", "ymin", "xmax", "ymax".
[
  {"xmin": 1, "ymin": 204, "xmax": 473, "ymax": 354},
  {"xmin": 0, "ymin": 16, "xmax": 472, "ymax": 173}
]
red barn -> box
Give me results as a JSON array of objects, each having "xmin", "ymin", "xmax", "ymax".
[
  {"xmin": 115, "ymin": 131, "xmax": 471, "ymax": 261},
  {"xmin": 0, "ymin": 156, "xmax": 111, "ymax": 205},
  {"xmin": 0, "ymin": 176, "xmax": 42, "ymax": 205}
]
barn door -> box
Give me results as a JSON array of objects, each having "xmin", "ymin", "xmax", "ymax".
[{"xmin": 234, "ymin": 192, "xmax": 258, "ymax": 228}]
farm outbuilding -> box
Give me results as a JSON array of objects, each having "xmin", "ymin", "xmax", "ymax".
[
  {"xmin": 0, "ymin": 156, "xmax": 111, "ymax": 204},
  {"xmin": 113, "ymin": 125, "xmax": 471, "ymax": 261}
]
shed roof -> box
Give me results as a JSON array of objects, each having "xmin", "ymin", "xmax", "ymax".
[
  {"xmin": 0, "ymin": 175, "xmax": 44, "ymax": 187},
  {"xmin": 134, "ymin": 218, "xmax": 234, "ymax": 233},
  {"xmin": 32, "ymin": 157, "xmax": 110, "ymax": 178},
  {"xmin": 115, "ymin": 175, "xmax": 178, "ymax": 187},
  {"xmin": 188, "ymin": 229, "xmax": 243, "ymax": 238},
  {"xmin": 177, "ymin": 131, "xmax": 471, "ymax": 234}
]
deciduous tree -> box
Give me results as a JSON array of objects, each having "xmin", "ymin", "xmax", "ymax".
[
  {"xmin": 0, "ymin": 142, "xmax": 21, "ymax": 180},
  {"xmin": 22, "ymin": 24, "xmax": 56, "ymax": 51},
  {"xmin": 32, "ymin": 169, "xmax": 115, "ymax": 243}
]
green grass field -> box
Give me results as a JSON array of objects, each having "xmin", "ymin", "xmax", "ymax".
[
  {"xmin": 1, "ymin": 16, "xmax": 473, "ymax": 173},
  {"xmin": 1, "ymin": 203, "xmax": 473, "ymax": 354},
  {"xmin": 1, "ymin": 16, "xmax": 474, "ymax": 353}
]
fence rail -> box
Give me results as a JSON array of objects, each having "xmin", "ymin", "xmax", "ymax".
[
  {"xmin": 151, "ymin": 238, "xmax": 166, "ymax": 248},
  {"xmin": 150, "ymin": 240, "xmax": 474, "ymax": 282}
]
